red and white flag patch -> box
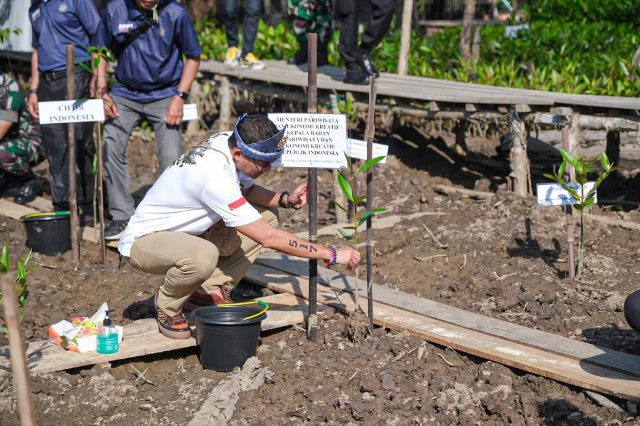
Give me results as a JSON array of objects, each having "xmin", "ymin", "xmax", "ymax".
[{"xmin": 228, "ymin": 197, "xmax": 247, "ymax": 210}]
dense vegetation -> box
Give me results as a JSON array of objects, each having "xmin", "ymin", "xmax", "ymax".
[{"xmin": 196, "ymin": 0, "xmax": 640, "ymax": 97}]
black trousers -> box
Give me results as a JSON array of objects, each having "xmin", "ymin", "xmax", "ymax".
[
  {"xmin": 336, "ymin": 0, "xmax": 395, "ymax": 64},
  {"xmin": 38, "ymin": 67, "xmax": 95, "ymax": 212}
]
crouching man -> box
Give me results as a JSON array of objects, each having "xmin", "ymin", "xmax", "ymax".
[{"xmin": 118, "ymin": 114, "xmax": 360, "ymax": 339}]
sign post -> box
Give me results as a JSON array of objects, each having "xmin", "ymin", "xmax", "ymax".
[
  {"xmin": 66, "ymin": 45, "xmax": 79, "ymax": 265},
  {"xmin": 536, "ymin": 181, "xmax": 596, "ymax": 279}
]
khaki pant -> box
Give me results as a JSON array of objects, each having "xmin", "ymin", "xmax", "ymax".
[{"xmin": 129, "ymin": 206, "xmax": 278, "ymax": 316}]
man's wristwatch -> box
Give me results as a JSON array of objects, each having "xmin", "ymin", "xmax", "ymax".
[
  {"xmin": 28, "ymin": 88, "xmax": 38, "ymax": 95},
  {"xmin": 176, "ymin": 91, "xmax": 189, "ymax": 101}
]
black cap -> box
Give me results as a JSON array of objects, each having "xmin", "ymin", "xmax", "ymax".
[{"xmin": 103, "ymin": 310, "xmax": 112, "ymax": 327}]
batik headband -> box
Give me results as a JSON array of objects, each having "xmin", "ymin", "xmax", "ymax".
[{"xmin": 233, "ymin": 113, "xmax": 287, "ymax": 163}]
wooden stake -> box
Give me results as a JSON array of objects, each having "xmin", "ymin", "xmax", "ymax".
[
  {"xmin": 66, "ymin": 45, "xmax": 79, "ymax": 265},
  {"xmin": 364, "ymin": 77, "xmax": 378, "ymax": 327},
  {"xmin": 508, "ymin": 109, "xmax": 530, "ymax": 197},
  {"xmin": 459, "ymin": 0, "xmax": 476, "ymax": 61},
  {"xmin": 1, "ymin": 273, "xmax": 37, "ymax": 425},
  {"xmin": 398, "ymin": 0, "xmax": 413, "ymax": 76},
  {"xmin": 306, "ymin": 33, "xmax": 318, "ymax": 342},
  {"xmin": 219, "ymin": 76, "xmax": 232, "ymax": 131},
  {"xmin": 95, "ymin": 122, "xmax": 106, "ymax": 264},
  {"xmin": 562, "ymin": 111, "xmax": 577, "ymax": 279}
]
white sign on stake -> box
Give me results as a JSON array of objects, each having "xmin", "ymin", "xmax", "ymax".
[
  {"xmin": 38, "ymin": 99, "xmax": 105, "ymax": 124},
  {"xmin": 182, "ymin": 103, "xmax": 199, "ymax": 121},
  {"xmin": 268, "ymin": 113, "xmax": 347, "ymax": 168},
  {"xmin": 346, "ymin": 138, "xmax": 388, "ymax": 164},
  {"xmin": 536, "ymin": 182, "xmax": 597, "ymax": 206}
]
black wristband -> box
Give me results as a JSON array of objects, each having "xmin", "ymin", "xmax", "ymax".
[
  {"xmin": 28, "ymin": 88, "xmax": 37, "ymax": 95},
  {"xmin": 176, "ymin": 91, "xmax": 189, "ymax": 101},
  {"xmin": 278, "ymin": 191, "xmax": 290, "ymax": 209}
]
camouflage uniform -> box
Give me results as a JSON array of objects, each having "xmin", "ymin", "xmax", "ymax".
[
  {"xmin": 289, "ymin": 0, "xmax": 333, "ymax": 44},
  {"xmin": 0, "ymin": 74, "xmax": 44, "ymax": 176}
]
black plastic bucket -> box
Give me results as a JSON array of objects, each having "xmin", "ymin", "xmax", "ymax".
[
  {"xmin": 191, "ymin": 305, "xmax": 267, "ymax": 372},
  {"xmin": 20, "ymin": 212, "xmax": 71, "ymax": 255}
]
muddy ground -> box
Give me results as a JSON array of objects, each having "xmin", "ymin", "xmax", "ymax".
[{"xmin": 1, "ymin": 121, "xmax": 640, "ymax": 425}]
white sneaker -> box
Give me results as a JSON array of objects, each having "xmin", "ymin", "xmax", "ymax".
[
  {"xmin": 241, "ymin": 52, "xmax": 266, "ymax": 70},
  {"xmin": 224, "ymin": 46, "xmax": 241, "ymax": 67}
]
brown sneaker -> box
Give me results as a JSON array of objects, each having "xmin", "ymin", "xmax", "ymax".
[
  {"xmin": 183, "ymin": 285, "xmax": 233, "ymax": 312},
  {"xmin": 154, "ymin": 293, "xmax": 192, "ymax": 339}
]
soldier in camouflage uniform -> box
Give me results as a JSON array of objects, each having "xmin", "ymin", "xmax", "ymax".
[
  {"xmin": 0, "ymin": 73, "xmax": 45, "ymax": 204},
  {"xmin": 288, "ymin": 0, "xmax": 332, "ymax": 65}
]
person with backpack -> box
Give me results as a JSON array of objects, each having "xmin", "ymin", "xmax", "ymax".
[
  {"xmin": 94, "ymin": 0, "xmax": 201, "ymax": 240},
  {"xmin": 27, "ymin": 0, "xmax": 100, "ymax": 222}
]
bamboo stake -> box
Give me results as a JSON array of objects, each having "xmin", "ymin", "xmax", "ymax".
[
  {"xmin": 219, "ymin": 76, "xmax": 232, "ymax": 131},
  {"xmin": 95, "ymin": 122, "xmax": 106, "ymax": 264},
  {"xmin": 562, "ymin": 112, "xmax": 576, "ymax": 279},
  {"xmin": 508, "ymin": 109, "xmax": 530, "ymax": 197},
  {"xmin": 459, "ymin": 0, "xmax": 476, "ymax": 60},
  {"xmin": 307, "ymin": 33, "xmax": 318, "ymax": 342},
  {"xmin": 1, "ymin": 273, "xmax": 37, "ymax": 426},
  {"xmin": 66, "ymin": 45, "xmax": 79, "ymax": 265},
  {"xmin": 398, "ymin": 0, "xmax": 413, "ymax": 76},
  {"xmin": 364, "ymin": 77, "xmax": 378, "ymax": 327}
]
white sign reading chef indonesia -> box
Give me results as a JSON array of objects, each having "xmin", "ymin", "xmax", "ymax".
[
  {"xmin": 38, "ymin": 99, "xmax": 105, "ymax": 125},
  {"xmin": 268, "ymin": 113, "xmax": 347, "ymax": 169}
]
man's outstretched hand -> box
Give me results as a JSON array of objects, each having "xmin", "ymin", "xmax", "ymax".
[
  {"xmin": 336, "ymin": 246, "xmax": 361, "ymax": 270},
  {"xmin": 287, "ymin": 183, "xmax": 309, "ymax": 210}
]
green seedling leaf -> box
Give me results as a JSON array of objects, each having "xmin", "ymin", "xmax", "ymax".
[
  {"xmin": 559, "ymin": 149, "xmax": 579, "ymax": 170},
  {"xmin": 17, "ymin": 289, "xmax": 28, "ymax": 308},
  {"xmin": 558, "ymin": 160, "xmax": 567, "ymax": 179},
  {"xmin": 343, "ymin": 152, "xmax": 354, "ymax": 175},
  {"xmin": 599, "ymin": 152, "xmax": 611, "ymax": 171},
  {"xmin": 356, "ymin": 156, "xmax": 386, "ymax": 174},
  {"xmin": 337, "ymin": 228, "xmax": 353, "ymax": 241},
  {"xmin": 0, "ymin": 244, "xmax": 9, "ymax": 273},
  {"xmin": 16, "ymin": 261, "xmax": 26, "ymax": 282},
  {"xmin": 337, "ymin": 172, "xmax": 354, "ymax": 202},
  {"xmin": 77, "ymin": 61, "xmax": 92, "ymax": 74},
  {"xmin": 358, "ymin": 208, "xmax": 387, "ymax": 227},
  {"xmin": 353, "ymin": 195, "xmax": 367, "ymax": 205},
  {"xmin": 334, "ymin": 199, "xmax": 348, "ymax": 213}
]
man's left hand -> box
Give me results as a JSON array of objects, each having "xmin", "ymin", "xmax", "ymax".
[
  {"xmin": 288, "ymin": 183, "xmax": 309, "ymax": 210},
  {"xmin": 165, "ymin": 96, "xmax": 184, "ymax": 126}
]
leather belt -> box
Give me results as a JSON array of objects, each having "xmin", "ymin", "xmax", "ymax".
[{"xmin": 41, "ymin": 63, "xmax": 90, "ymax": 82}]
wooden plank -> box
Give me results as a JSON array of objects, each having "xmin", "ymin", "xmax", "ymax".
[
  {"xmin": 244, "ymin": 264, "xmax": 640, "ymax": 402},
  {"xmin": 0, "ymin": 293, "xmax": 328, "ymax": 375},
  {"xmin": 254, "ymin": 254, "xmax": 640, "ymax": 380},
  {"xmin": 199, "ymin": 60, "xmax": 640, "ymax": 110}
]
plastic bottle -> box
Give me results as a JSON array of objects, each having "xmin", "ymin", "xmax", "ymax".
[{"xmin": 96, "ymin": 310, "xmax": 119, "ymax": 354}]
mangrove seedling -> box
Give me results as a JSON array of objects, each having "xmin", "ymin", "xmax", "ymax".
[
  {"xmin": 0, "ymin": 243, "xmax": 34, "ymax": 335},
  {"xmin": 335, "ymin": 153, "xmax": 387, "ymax": 312},
  {"xmin": 544, "ymin": 148, "xmax": 619, "ymax": 277}
]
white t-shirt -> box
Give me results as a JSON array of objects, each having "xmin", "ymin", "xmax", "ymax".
[{"xmin": 118, "ymin": 132, "xmax": 262, "ymax": 257}]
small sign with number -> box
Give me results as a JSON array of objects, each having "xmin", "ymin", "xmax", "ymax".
[{"xmin": 536, "ymin": 182, "xmax": 596, "ymax": 206}]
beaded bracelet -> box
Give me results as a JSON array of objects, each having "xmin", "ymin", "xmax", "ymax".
[
  {"xmin": 278, "ymin": 191, "xmax": 290, "ymax": 209},
  {"xmin": 324, "ymin": 244, "xmax": 337, "ymax": 266}
]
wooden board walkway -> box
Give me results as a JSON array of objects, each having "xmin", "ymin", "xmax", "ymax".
[
  {"xmin": 200, "ymin": 60, "xmax": 640, "ymax": 111},
  {"xmin": 246, "ymin": 253, "xmax": 640, "ymax": 402},
  {"xmin": 0, "ymin": 292, "xmax": 328, "ymax": 375}
]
